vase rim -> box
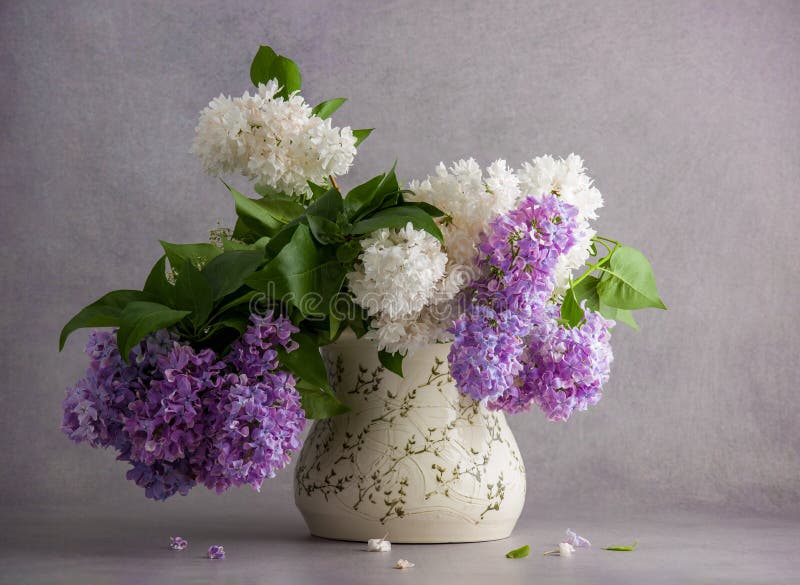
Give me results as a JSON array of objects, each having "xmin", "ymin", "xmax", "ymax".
[{"xmin": 329, "ymin": 329, "xmax": 453, "ymax": 353}]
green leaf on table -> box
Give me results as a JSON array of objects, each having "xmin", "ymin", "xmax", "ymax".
[
  {"xmin": 143, "ymin": 255, "xmax": 175, "ymax": 306},
  {"xmin": 311, "ymin": 98, "xmax": 347, "ymax": 119},
  {"xmin": 59, "ymin": 289, "xmax": 149, "ymax": 350},
  {"xmin": 202, "ymin": 250, "xmax": 265, "ymax": 300},
  {"xmin": 505, "ymin": 545, "xmax": 530, "ymax": 559},
  {"xmin": 245, "ymin": 224, "xmax": 346, "ymax": 317},
  {"xmin": 598, "ymin": 301, "xmax": 640, "ymax": 331},
  {"xmin": 295, "ymin": 383, "xmax": 350, "ymax": 419},
  {"xmin": 173, "ymin": 259, "xmax": 213, "ymax": 328},
  {"xmin": 160, "ymin": 241, "xmax": 221, "ymax": 271},
  {"xmin": 351, "ymin": 206, "xmax": 443, "ymax": 242},
  {"xmin": 116, "ymin": 301, "xmax": 190, "ymax": 362},
  {"xmin": 250, "ymin": 45, "xmax": 301, "ymax": 98},
  {"xmin": 597, "ymin": 246, "xmax": 666, "ymax": 310},
  {"xmin": 352, "ymin": 128, "xmax": 373, "ymax": 147},
  {"xmin": 378, "ymin": 350, "xmax": 404, "ymax": 377},
  {"xmin": 603, "ymin": 540, "xmax": 638, "ymax": 552}
]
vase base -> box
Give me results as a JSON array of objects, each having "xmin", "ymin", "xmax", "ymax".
[{"xmin": 299, "ymin": 509, "xmax": 519, "ymax": 544}]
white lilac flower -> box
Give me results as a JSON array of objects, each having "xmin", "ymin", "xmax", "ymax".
[
  {"xmin": 347, "ymin": 222, "xmax": 448, "ymax": 324},
  {"xmin": 191, "ymin": 80, "xmax": 356, "ymax": 199},
  {"xmin": 408, "ymin": 158, "xmax": 520, "ymax": 267},
  {"xmin": 558, "ymin": 542, "xmax": 576, "ymax": 557},
  {"xmin": 393, "ymin": 559, "xmax": 415, "ymax": 569},
  {"xmin": 517, "ymin": 154, "xmax": 603, "ymax": 293}
]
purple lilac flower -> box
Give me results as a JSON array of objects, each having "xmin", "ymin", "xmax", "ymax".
[
  {"xmin": 448, "ymin": 305, "xmax": 527, "ymax": 401},
  {"xmin": 448, "ymin": 193, "xmax": 581, "ymax": 403},
  {"xmin": 207, "ymin": 545, "xmax": 225, "ymax": 560},
  {"xmin": 169, "ymin": 536, "xmax": 188, "ymax": 551},
  {"xmin": 474, "ymin": 193, "xmax": 579, "ymax": 313},
  {"xmin": 489, "ymin": 305, "xmax": 613, "ymax": 420},
  {"xmin": 124, "ymin": 344, "xmax": 225, "ymax": 466},
  {"xmin": 61, "ymin": 312, "xmax": 306, "ymax": 501},
  {"xmin": 197, "ymin": 371, "xmax": 305, "ymax": 493},
  {"xmin": 563, "ymin": 529, "xmax": 591, "ymax": 548}
]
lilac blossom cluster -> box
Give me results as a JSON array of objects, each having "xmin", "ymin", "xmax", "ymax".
[
  {"xmin": 448, "ymin": 193, "xmax": 614, "ymax": 421},
  {"xmin": 61, "ymin": 313, "xmax": 305, "ymax": 500}
]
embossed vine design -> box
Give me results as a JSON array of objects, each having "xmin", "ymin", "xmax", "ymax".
[{"xmin": 295, "ymin": 352, "xmax": 525, "ymax": 525}]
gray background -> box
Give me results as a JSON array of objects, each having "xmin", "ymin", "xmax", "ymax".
[{"xmin": 1, "ymin": 0, "xmax": 799, "ymax": 561}]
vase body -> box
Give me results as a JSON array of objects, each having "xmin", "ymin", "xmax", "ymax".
[{"xmin": 293, "ymin": 334, "xmax": 526, "ymax": 543}]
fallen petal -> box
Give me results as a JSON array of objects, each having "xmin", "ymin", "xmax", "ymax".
[
  {"xmin": 558, "ymin": 542, "xmax": 575, "ymax": 557},
  {"xmin": 565, "ymin": 528, "xmax": 591, "ymax": 548},
  {"xmin": 367, "ymin": 538, "xmax": 391, "ymax": 552},
  {"xmin": 207, "ymin": 545, "xmax": 225, "ymax": 560},
  {"xmin": 169, "ymin": 536, "xmax": 188, "ymax": 551}
]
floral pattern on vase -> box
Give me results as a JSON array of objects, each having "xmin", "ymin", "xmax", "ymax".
[{"xmin": 294, "ymin": 334, "xmax": 526, "ymax": 543}]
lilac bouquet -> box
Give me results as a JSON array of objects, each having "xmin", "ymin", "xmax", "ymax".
[{"xmin": 60, "ymin": 44, "xmax": 664, "ymax": 501}]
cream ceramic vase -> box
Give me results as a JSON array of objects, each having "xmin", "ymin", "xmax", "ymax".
[{"xmin": 293, "ymin": 334, "xmax": 526, "ymax": 543}]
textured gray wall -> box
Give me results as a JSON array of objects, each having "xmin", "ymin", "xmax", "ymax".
[{"xmin": 1, "ymin": 0, "xmax": 798, "ymax": 518}]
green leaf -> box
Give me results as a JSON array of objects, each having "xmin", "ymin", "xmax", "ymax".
[
  {"xmin": 402, "ymin": 200, "xmax": 446, "ymax": 217},
  {"xmin": 560, "ymin": 275, "xmax": 600, "ymax": 327},
  {"xmin": 160, "ymin": 241, "xmax": 221, "ymax": 271},
  {"xmin": 250, "ymin": 45, "xmax": 302, "ymax": 98},
  {"xmin": 59, "ymin": 290, "xmax": 149, "ymax": 350},
  {"xmin": 278, "ymin": 332, "xmax": 331, "ymax": 392},
  {"xmin": 560, "ymin": 287, "xmax": 584, "ymax": 327},
  {"xmin": 603, "ymin": 540, "xmax": 638, "ymax": 552},
  {"xmin": 378, "ymin": 350, "xmax": 404, "ymax": 377},
  {"xmin": 226, "ymin": 182, "xmax": 304, "ymax": 237},
  {"xmin": 599, "ymin": 301, "xmax": 640, "ymax": 331},
  {"xmin": 311, "ymin": 97, "xmax": 347, "ymax": 119},
  {"xmin": 245, "ymin": 224, "xmax": 346, "ymax": 317},
  {"xmin": 222, "ymin": 236, "xmax": 270, "ymax": 252},
  {"xmin": 214, "ymin": 290, "xmax": 262, "ymax": 316},
  {"xmin": 343, "ymin": 166, "xmax": 399, "ymax": 220},
  {"xmin": 143, "ymin": 255, "xmax": 175, "ymax": 306},
  {"xmin": 307, "ymin": 214, "xmax": 345, "ymax": 244},
  {"xmin": 329, "ymin": 312, "xmax": 343, "ymax": 340},
  {"xmin": 173, "ymin": 259, "xmax": 213, "ymax": 328},
  {"xmin": 202, "ymin": 250, "xmax": 265, "ymax": 300},
  {"xmin": 505, "ymin": 545, "xmax": 530, "ymax": 559},
  {"xmin": 306, "ymin": 187, "xmax": 343, "ymax": 219},
  {"xmin": 352, "ymin": 128, "xmax": 373, "ymax": 147},
  {"xmin": 597, "ymin": 247, "xmax": 666, "ymax": 310},
  {"xmin": 308, "ymin": 182, "xmax": 332, "ymax": 201},
  {"xmin": 336, "ymin": 239, "xmax": 362, "ymax": 263},
  {"xmin": 296, "ymin": 384, "xmax": 350, "ymax": 419},
  {"xmin": 351, "ymin": 206, "xmax": 444, "ymax": 242},
  {"xmin": 116, "ymin": 301, "xmax": 191, "ymax": 362},
  {"xmin": 306, "ymin": 188, "xmax": 346, "ymax": 244}
]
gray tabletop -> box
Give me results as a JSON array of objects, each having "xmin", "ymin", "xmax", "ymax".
[{"xmin": 2, "ymin": 502, "xmax": 797, "ymax": 585}]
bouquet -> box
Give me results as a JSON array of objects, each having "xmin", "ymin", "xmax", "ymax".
[{"xmin": 60, "ymin": 45, "xmax": 665, "ymax": 501}]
